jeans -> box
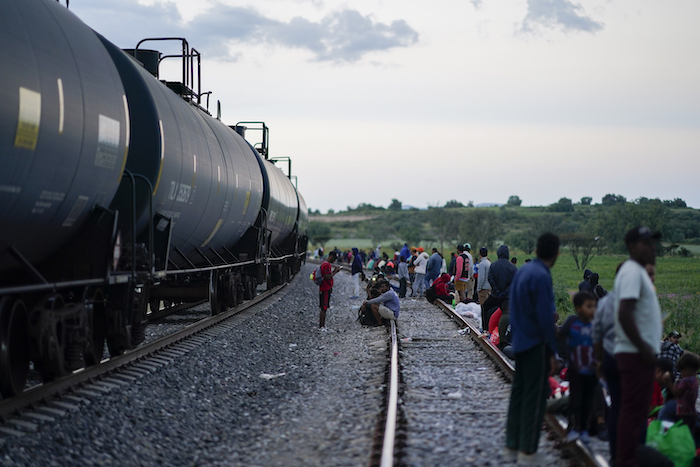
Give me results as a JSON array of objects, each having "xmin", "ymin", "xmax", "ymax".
[
  {"xmin": 351, "ymin": 273, "xmax": 360, "ymax": 297},
  {"xmin": 414, "ymin": 273, "xmax": 426, "ymax": 296}
]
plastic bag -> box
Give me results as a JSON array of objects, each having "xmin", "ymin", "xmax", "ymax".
[{"xmin": 645, "ymin": 419, "xmax": 695, "ymax": 467}]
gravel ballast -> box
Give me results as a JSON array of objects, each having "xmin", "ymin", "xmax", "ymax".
[{"xmin": 1, "ymin": 264, "xmax": 388, "ymax": 466}]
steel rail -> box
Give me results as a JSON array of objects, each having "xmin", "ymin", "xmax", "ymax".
[
  {"xmin": 380, "ymin": 319, "xmax": 399, "ymax": 467},
  {"xmin": 0, "ymin": 282, "xmax": 286, "ymax": 422},
  {"xmin": 433, "ymin": 298, "xmax": 609, "ymax": 467}
]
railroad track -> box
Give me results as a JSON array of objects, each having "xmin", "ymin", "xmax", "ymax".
[
  {"xmin": 374, "ymin": 297, "xmax": 611, "ymax": 467},
  {"xmin": 0, "ymin": 282, "xmax": 287, "ymax": 435}
]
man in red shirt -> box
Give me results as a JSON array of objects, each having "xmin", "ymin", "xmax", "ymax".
[{"xmin": 319, "ymin": 251, "xmax": 341, "ymax": 330}]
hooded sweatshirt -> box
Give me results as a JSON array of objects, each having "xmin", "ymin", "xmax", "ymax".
[
  {"xmin": 351, "ymin": 248, "xmax": 363, "ymax": 275},
  {"xmin": 488, "ymin": 245, "xmax": 518, "ymax": 299}
]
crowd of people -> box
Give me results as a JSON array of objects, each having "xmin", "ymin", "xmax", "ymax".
[{"xmin": 312, "ymin": 226, "xmax": 699, "ymax": 466}]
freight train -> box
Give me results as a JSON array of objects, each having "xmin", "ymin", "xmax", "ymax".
[{"xmin": 0, "ymin": 0, "xmax": 308, "ymax": 397}]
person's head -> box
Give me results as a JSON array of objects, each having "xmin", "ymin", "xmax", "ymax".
[
  {"xmin": 327, "ymin": 251, "xmax": 338, "ymax": 262},
  {"xmin": 376, "ymin": 279, "xmax": 390, "ymax": 293},
  {"xmin": 511, "ymin": 257, "xmax": 517, "ymax": 265},
  {"xmin": 676, "ymin": 352, "xmax": 700, "ymax": 377},
  {"xmin": 645, "ymin": 263, "xmax": 656, "ymax": 283},
  {"xmin": 457, "ymin": 244, "xmax": 465, "ymax": 253},
  {"xmin": 411, "ymin": 247, "xmax": 417, "ymax": 255},
  {"xmin": 399, "ymin": 255, "xmax": 406, "ymax": 263},
  {"xmin": 667, "ymin": 331, "xmax": 681, "ymax": 344},
  {"xmin": 432, "ymin": 248, "xmax": 438, "ymax": 254},
  {"xmin": 480, "ymin": 247, "xmax": 488, "ymax": 258},
  {"xmin": 536, "ymin": 233, "xmax": 560, "ymax": 265},
  {"xmin": 655, "ymin": 357, "xmax": 675, "ymax": 384},
  {"xmin": 417, "ymin": 247, "xmax": 424, "ymax": 253},
  {"xmin": 573, "ymin": 291, "xmax": 596, "ymax": 322},
  {"xmin": 352, "ymin": 247, "xmax": 359, "ymax": 255},
  {"xmin": 464, "ymin": 243, "xmax": 471, "ymax": 252},
  {"xmin": 624, "ymin": 226, "xmax": 661, "ymax": 266}
]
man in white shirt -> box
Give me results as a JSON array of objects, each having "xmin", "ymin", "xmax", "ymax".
[{"xmin": 613, "ymin": 226, "xmax": 662, "ymax": 467}]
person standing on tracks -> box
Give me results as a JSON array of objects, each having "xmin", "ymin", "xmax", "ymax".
[
  {"xmin": 454, "ymin": 244, "xmax": 473, "ymax": 303},
  {"xmin": 319, "ymin": 251, "xmax": 341, "ymax": 330},
  {"xmin": 425, "ymin": 248, "xmax": 442, "ymax": 289},
  {"xmin": 412, "ymin": 247, "xmax": 429, "ymax": 297},
  {"xmin": 476, "ymin": 247, "xmax": 492, "ymax": 306},
  {"xmin": 504, "ymin": 233, "xmax": 560, "ymax": 465},
  {"xmin": 350, "ymin": 247, "xmax": 363, "ymax": 299},
  {"xmin": 613, "ymin": 226, "xmax": 662, "ymax": 467},
  {"xmin": 484, "ymin": 244, "xmax": 517, "ymax": 314}
]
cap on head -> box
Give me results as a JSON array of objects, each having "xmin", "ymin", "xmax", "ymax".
[
  {"xmin": 464, "ymin": 243, "xmax": 471, "ymax": 251},
  {"xmin": 669, "ymin": 331, "xmax": 681, "ymax": 338},
  {"xmin": 417, "ymin": 247, "xmax": 424, "ymax": 252},
  {"xmin": 624, "ymin": 226, "xmax": 661, "ymax": 245}
]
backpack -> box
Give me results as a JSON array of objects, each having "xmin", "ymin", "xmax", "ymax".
[
  {"xmin": 460, "ymin": 253, "xmax": 470, "ymax": 279},
  {"xmin": 311, "ymin": 266, "xmax": 324, "ymax": 286},
  {"xmin": 358, "ymin": 303, "xmax": 380, "ymax": 326}
]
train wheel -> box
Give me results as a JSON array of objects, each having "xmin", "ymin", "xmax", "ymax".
[
  {"xmin": 37, "ymin": 294, "xmax": 67, "ymax": 382},
  {"xmin": 0, "ymin": 297, "xmax": 30, "ymax": 397},
  {"xmin": 149, "ymin": 298, "xmax": 161, "ymax": 314},
  {"xmin": 84, "ymin": 289, "xmax": 107, "ymax": 366}
]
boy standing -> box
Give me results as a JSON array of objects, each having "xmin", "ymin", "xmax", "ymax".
[
  {"xmin": 559, "ymin": 291, "xmax": 598, "ymax": 443},
  {"xmin": 397, "ymin": 256, "xmax": 409, "ymax": 298},
  {"xmin": 319, "ymin": 251, "xmax": 341, "ymax": 330}
]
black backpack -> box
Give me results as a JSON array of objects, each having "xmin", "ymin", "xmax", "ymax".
[
  {"xmin": 358, "ymin": 303, "xmax": 380, "ymax": 326},
  {"xmin": 460, "ymin": 253, "xmax": 470, "ymax": 279}
]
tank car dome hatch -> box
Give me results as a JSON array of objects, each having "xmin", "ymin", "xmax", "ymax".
[
  {"xmin": 0, "ymin": 0, "xmax": 128, "ymax": 275},
  {"xmin": 99, "ymin": 37, "xmax": 264, "ymax": 270}
]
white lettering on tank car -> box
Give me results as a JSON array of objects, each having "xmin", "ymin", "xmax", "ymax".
[
  {"xmin": 167, "ymin": 181, "xmax": 192, "ymax": 203},
  {"xmin": 40, "ymin": 191, "xmax": 65, "ymax": 202},
  {"xmin": 0, "ymin": 185, "xmax": 22, "ymax": 194},
  {"xmin": 95, "ymin": 115, "xmax": 120, "ymax": 170},
  {"xmin": 62, "ymin": 195, "xmax": 90, "ymax": 227}
]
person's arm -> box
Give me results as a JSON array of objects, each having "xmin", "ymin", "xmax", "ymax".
[
  {"xmin": 618, "ymin": 298, "xmax": 655, "ymax": 366},
  {"xmin": 536, "ymin": 277, "xmax": 559, "ymax": 355},
  {"xmin": 366, "ymin": 290, "xmax": 393, "ymax": 305},
  {"xmin": 488, "ymin": 265, "xmax": 497, "ymax": 293}
]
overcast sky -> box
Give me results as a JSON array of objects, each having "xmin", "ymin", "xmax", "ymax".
[{"xmin": 68, "ymin": 0, "xmax": 699, "ymax": 211}]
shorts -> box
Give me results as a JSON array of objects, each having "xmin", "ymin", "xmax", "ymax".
[
  {"xmin": 378, "ymin": 304, "xmax": 397, "ymax": 321},
  {"xmin": 319, "ymin": 289, "xmax": 332, "ymax": 311},
  {"xmin": 455, "ymin": 280, "xmax": 468, "ymax": 292}
]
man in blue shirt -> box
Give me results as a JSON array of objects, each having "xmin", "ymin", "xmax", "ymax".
[{"xmin": 504, "ymin": 233, "xmax": 560, "ymax": 465}]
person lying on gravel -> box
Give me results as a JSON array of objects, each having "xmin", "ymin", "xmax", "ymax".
[{"xmin": 363, "ymin": 279, "xmax": 400, "ymax": 323}]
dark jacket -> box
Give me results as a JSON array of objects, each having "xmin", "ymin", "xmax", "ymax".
[
  {"xmin": 351, "ymin": 248, "xmax": 363, "ymax": 275},
  {"xmin": 488, "ymin": 245, "xmax": 517, "ymax": 299},
  {"xmin": 578, "ymin": 269, "xmax": 593, "ymax": 292}
]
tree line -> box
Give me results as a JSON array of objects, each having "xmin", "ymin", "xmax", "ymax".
[{"xmin": 307, "ymin": 195, "xmax": 699, "ymax": 269}]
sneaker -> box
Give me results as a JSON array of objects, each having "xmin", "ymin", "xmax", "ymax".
[
  {"xmin": 516, "ymin": 451, "xmax": 552, "ymax": 465},
  {"xmin": 318, "ymin": 327, "xmax": 328, "ymax": 332},
  {"xmin": 503, "ymin": 447, "xmax": 518, "ymax": 462},
  {"xmin": 565, "ymin": 430, "xmax": 580, "ymax": 443},
  {"xmin": 579, "ymin": 431, "xmax": 591, "ymax": 444},
  {"xmin": 596, "ymin": 423, "xmax": 609, "ymax": 441}
]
